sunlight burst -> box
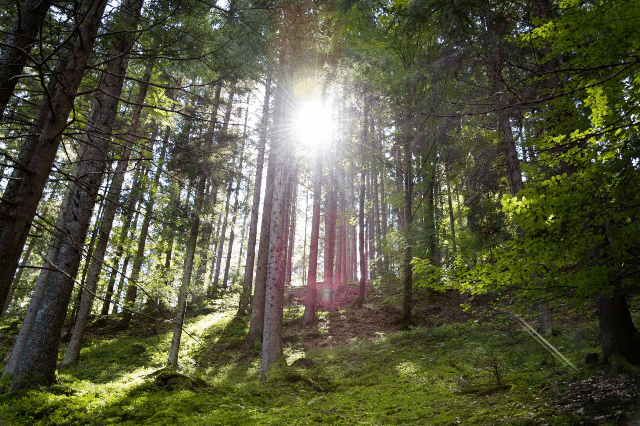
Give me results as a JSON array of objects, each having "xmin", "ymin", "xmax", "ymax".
[{"xmin": 294, "ymin": 99, "xmax": 334, "ymax": 151}]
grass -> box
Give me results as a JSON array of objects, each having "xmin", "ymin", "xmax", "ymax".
[{"xmin": 0, "ymin": 292, "xmax": 638, "ymax": 425}]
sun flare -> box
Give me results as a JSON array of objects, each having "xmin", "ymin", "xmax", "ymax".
[{"xmin": 294, "ymin": 99, "xmax": 334, "ymax": 151}]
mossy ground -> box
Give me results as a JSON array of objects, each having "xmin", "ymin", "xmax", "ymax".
[{"xmin": 0, "ymin": 285, "xmax": 639, "ymax": 425}]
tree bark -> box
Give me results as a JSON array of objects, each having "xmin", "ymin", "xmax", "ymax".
[
  {"xmin": 260, "ymin": 83, "xmax": 290, "ymax": 381},
  {"xmin": 100, "ymin": 164, "xmax": 146, "ymax": 315},
  {"xmin": 63, "ymin": 63, "xmax": 153, "ymax": 364},
  {"xmin": 0, "ymin": 0, "xmax": 52, "ymax": 118},
  {"xmin": 223, "ymin": 109, "xmax": 248, "ymax": 290},
  {"xmin": 238, "ymin": 72, "xmax": 271, "ymax": 315},
  {"xmin": 246, "ymin": 134, "xmax": 277, "ymax": 346},
  {"xmin": 0, "ymin": 0, "xmax": 108, "ymax": 317},
  {"xmin": 5, "ymin": 0, "xmax": 142, "ymax": 390},
  {"xmin": 595, "ymin": 293, "xmax": 640, "ymax": 365},
  {"xmin": 302, "ymin": 155, "xmax": 322, "ymax": 325},
  {"xmin": 167, "ymin": 176, "xmax": 206, "ymax": 366}
]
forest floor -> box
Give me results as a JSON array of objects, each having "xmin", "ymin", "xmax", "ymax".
[{"xmin": 0, "ymin": 281, "xmax": 639, "ymax": 425}]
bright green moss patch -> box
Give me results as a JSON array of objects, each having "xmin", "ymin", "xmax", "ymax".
[{"xmin": 0, "ymin": 298, "xmax": 638, "ymax": 425}]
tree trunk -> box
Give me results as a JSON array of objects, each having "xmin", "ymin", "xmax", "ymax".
[
  {"xmin": 167, "ymin": 176, "xmax": 206, "ymax": 366},
  {"xmin": 5, "ymin": 0, "xmax": 142, "ymax": 390},
  {"xmin": 223, "ymin": 111, "xmax": 248, "ymax": 290},
  {"xmin": 302, "ymin": 155, "xmax": 322, "ymax": 325},
  {"xmin": 100, "ymin": 164, "xmax": 147, "ymax": 315},
  {"xmin": 260, "ymin": 89, "xmax": 290, "ymax": 382},
  {"xmin": 238, "ymin": 72, "xmax": 271, "ymax": 315},
  {"xmin": 246, "ymin": 135, "xmax": 277, "ymax": 346},
  {"xmin": 285, "ymin": 170, "xmax": 298, "ymax": 285},
  {"xmin": 595, "ymin": 293, "xmax": 640, "ymax": 365},
  {"xmin": 0, "ymin": 0, "xmax": 52, "ymax": 118},
  {"xmin": 63, "ymin": 63, "xmax": 153, "ymax": 365},
  {"xmin": 355, "ymin": 176, "xmax": 366, "ymax": 309},
  {"xmin": 0, "ymin": 0, "xmax": 108, "ymax": 316},
  {"xmin": 324, "ymin": 163, "xmax": 337, "ymax": 303},
  {"xmin": 212, "ymin": 181, "xmax": 232, "ymax": 293}
]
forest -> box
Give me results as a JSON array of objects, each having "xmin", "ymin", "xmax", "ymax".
[{"xmin": 0, "ymin": 0, "xmax": 639, "ymax": 424}]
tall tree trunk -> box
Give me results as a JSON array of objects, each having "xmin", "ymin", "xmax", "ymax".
[
  {"xmin": 63, "ymin": 63, "xmax": 154, "ymax": 365},
  {"xmin": 303, "ymin": 156, "xmax": 323, "ymax": 324},
  {"xmin": 285, "ymin": 170, "xmax": 298, "ymax": 285},
  {"xmin": 0, "ymin": 0, "xmax": 108, "ymax": 316},
  {"xmin": 223, "ymin": 108, "xmax": 248, "ymax": 290},
  {"xmin": 399, "ymin": 131, "xmax": 414, "ymax": 325},
  {"xmin": 100, "ymin": 163, "xmax": 147, "ymax": 315},
  {"xmin": 445, "ymin": 165, "xmax": 457, "ymax": 254},
  {"xmin": 238, "ymin": 73, "xmax": 271, "ymax": 315},
  {"xmin": 212, "ymin": 181, "xmax": 232, "ymax": 293},
  {"xmin": 5, "ymin": 0, "xmax": 142, "ymax": 390},
  {"xmin": 260, "ymin": 86, "xmax": 290, "ymax": 382},
  {"xmin": 246, "ymin": 134, "xmax": 278, "ymax": 345},
  {"xmin": 167, "ymin": 175, "xmax": 206, "ymax": 366},
  {"xmin": 324, "ymin": 163, "xmax": 337, "ymax": 303},
  {"xmin": 0, "ymin": 0, "xmax": 52, "ymax": 118},
  {"xmin": 355, "ymin": 174, "xmax": 366, "ymax": 309},
  {"xmin": 210, "ymin": 91, "xmax": 236, "ymax": 294},
  {"xmin": 192, "ymin": 180, "xmax": 214, "ymax": 300},
  {"xmin": 3, "ymin": 172, "xmax": 77, "ymax": 377}
]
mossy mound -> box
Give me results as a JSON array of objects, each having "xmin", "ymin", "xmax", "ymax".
[{"xmin": 148, "ymin": 369, "xmax": 210, "ymax": 392}]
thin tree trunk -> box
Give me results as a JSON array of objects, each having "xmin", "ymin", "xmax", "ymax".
[
  {"xmin": 324, "ymin": 164, "xmax": 337, "ymax": 303},
  {"xmin": 238, "ymin": 72, "xmax": 272, "ymax": 315},
  {"xmin": 100, "ymin": 164, "xmax": 147, "ymax": 315},
  {"xmin": 223, "ymin": 108, "xmax": 248, "ymax": 289},
  {"xmin": 285, "ymin": 170, "xmax": 298, "ymax": 285},
  {"xmin": 212, "ymin": 181, "xmax": 232, "ymax": 293},
  {"xmin": 167, "ymin": 175, "xmax": 205, "ymax": 366},
  {"xmin": 2, "ymin": 235, "xmax": 35, "ymax": 316},
  {"xmin": 355, "ymin": 175, "xmax": 366, "ymax": 309}
]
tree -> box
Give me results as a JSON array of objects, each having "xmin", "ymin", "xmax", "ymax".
[
  {"xmin": 0, "ymin": 0, "xmax": 52, "ymax": 118},
  {"xmin": 238, "ymin": 71, "xmax": 272, "ymax": 316},
  {"xmin": 0, "ymin": 0, "xmax": 108, "ymax": 316}
]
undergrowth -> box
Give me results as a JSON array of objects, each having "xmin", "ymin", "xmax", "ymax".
[{"xmin": 0, "ymin": 293, "xmax": 638, "ymax": 425}]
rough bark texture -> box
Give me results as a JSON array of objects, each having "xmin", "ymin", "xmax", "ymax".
[
  {"xmin": 5, "ymin": 0, "xmax": 141, "ymax": 390},
  {"xmin": 247, "ymin": 135, "xmax": 277, "ymax": 345},
  {"xmin": 3, "ymin": 175, "xmax": 76, "ymax": 376},
  {"xmin": 595, "ymin": 293, "xmax": 640, "ymax": 365},
  {"xmin": 0, "ymin": 0, "xmax": 108, "ymax": 316},
  {"xmin": 0, "ymin": 0, "xmax": 52, "ymax": 118},
  {"xmin": 260, "ymin": 83, "xmax": 289, "ymax": 381},
  {"xmin": 63, "ymin": 63, "xmax": 153, "ymax": 365}
]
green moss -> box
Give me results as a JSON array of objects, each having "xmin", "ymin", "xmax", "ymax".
[
  {"xmin": 609, "ymin": 354, "xmax": 640, "ymax": 374},
  {"xmin": 0, "ymin": 299, "xmax": 624, "ymax": 425}
]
